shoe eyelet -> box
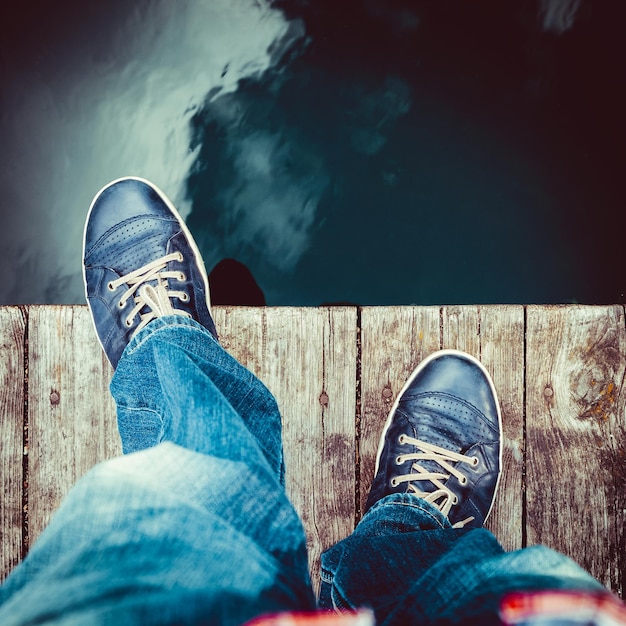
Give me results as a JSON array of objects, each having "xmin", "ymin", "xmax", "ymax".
[
  {"xmin": 178, "ymin": 272, "xmax": 186, "ymax": 282},
  {"xmin": 125, "ymin": 318, "xmax": 133, "ymax": 328},
  {"xmin": 180, "ymin": 293, "xmax": 189, "ymax": 303},
  {"xmin": 176, "ymin": 252, "xmax": 183, "ymax": 262},
  {"xmin": 118, "ymin": 300, "xmax": 124, "ymax": 309},
  {"xmin": 459, "ymin": 476, "xmax": 468, "ymax": 486},
  {"xmin": 390, "ymin": 477, "xmax": 398, "ymax": 488},
  {"xmin": 107, "ymin": 282, "xmax": 115, "ymax": 291},
  {"xmin": 398, "ymin": 434, "xmax": 406, "ymax": 444},
  {"xmin": 452, "ymin": 495, "xmax": 458, "ymax": 504},
  {"xmin": 471, "ymin": 456, "xmax": 479, "ymax": 467},
  {"xmin": 395, "ymin": 456, "xmax": 403, "ymax": 465}
]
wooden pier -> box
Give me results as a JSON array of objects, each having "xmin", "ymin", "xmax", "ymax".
[{"xmin": 1, "ymin": 304, "xmax": 625, "ymax": 596}]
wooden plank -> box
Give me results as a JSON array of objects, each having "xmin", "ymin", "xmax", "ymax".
[
  {"xmin": 441, "ymin": 305, "xmax": 525, "ymax": 551},
  {"xmin": 0, "ymin": 307, "xmax": 26, "ymax": 581},
  {"xmin": 5, "ymin": 302, "xmax": 624, "ymax": 600},
  {"xmin": 28, "ymin": 306, "xmax": 120, "ymax": 546},
  {"xmin": 359, "ymin": 306, "xmax": 441, "ymax": 516},
  {"xmin": 213, "ymin": 306, "xmax": 266, "ymax": 377},
  {"xmin": 268, "ymin": 307, "xmax": 357, "ymax": 595},
  {"xmin": 526, "ymin": 305, "xmax": 626, "ymax": 594},
  {"xmin": 214, "ymin": 306, "xmax": 358, "ymax": 595},
  {"xmin": 478, "ymin": 306, "xmax": 525, "ymax": 552},
  {"xmin": 442, "ymin": 305, "xmax": 481, "ymax": 354}
]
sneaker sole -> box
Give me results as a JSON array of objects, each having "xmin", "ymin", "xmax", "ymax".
[
  {"xmin": 81, "ymin": 176, "xmax": 212, "ymax": 358},
  {"xmin": 372, "ymin": 348, "xmax": 503, "ymax": 523}
]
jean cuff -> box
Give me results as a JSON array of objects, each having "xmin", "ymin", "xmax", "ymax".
[
  {"xmin": 361, "ymin": 492, "xmax": 452, "ymax": 532},
  {"xmin": 121, "ymin": 315, "xmax": 218, "ymax": 362}
]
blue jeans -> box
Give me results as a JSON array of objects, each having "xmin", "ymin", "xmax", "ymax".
[{"xmin": 0, "ymin": 317, "xmax": 606, "ymax": 625}]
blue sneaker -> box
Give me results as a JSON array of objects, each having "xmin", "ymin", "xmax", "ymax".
[
  {"xmin": 364, "ymin": 349, "xmax": 502, "ymax": 529},
  {"xmin": 82, "ymin": 176, "xmax": 218, "ymax": 368}
]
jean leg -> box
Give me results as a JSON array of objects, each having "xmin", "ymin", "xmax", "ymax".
[
  {"xmin": 111, "ymin": 315, "xmax": 285, "ymax": 482},
  {"xmin": 320, "ymin": 493, "xmax": 605, "ymax": 625},
  {"xmin": 0, "ymin": 444, "xmax": 314, "ymax": 625},
  {"xmin": 0, "ymin": 316, "xmax": 314, "ymax": 624}
]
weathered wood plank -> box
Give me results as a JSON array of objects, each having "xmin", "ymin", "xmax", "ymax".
[
  {"xmin": 442, "ymin": 305, "xmax": 525, "ymax": 551},
  {"xmin": 0, "ymin": 307, "xmax": 26, "ymax": 581},
  {"xmin": 478, "ymin": 306, "xmax": 525, "ymax": 552},
  {"xmin": 526, "ymin": 305, "xmax": 626, "ymax": 594},
  {"xmin": 27, "ymin": 306, "xmax": 120, "ymax": 546},
  {"xmin": 442, "ymin": 305, "xmax": 481, "ymax": 354},
  {"xmin": 359, "ymin": 306, "xmax": 441, "ymax": 516},
  {"xmin": 214, "ymin": 307, "xmax": 358, "ymax": 593},
  {"xmin": 264, "ymin": 307, "xmax": 357, "ymax": 595},
  {"xmin": 213, "ymin": 306, "xmax": 266, "ymax": 378},
  {"xmin": 1, "ymin": 302, "xmax": 622, "ymax": 601}
]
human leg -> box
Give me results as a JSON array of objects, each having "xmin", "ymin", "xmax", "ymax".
[
  {"xmin": 0, "ymin": 440, "xmax": 313, "ymax": 626},
  {"xmin": 320, "ymin": 350, "xmax": 608, "ymax": 625},
  {"xmin": 111, "ymin": 315, "xmax": 285, "ymax": 482},
  {"xmin": 84, "ymin": 176, "xmax": 284, "ymax": 478},
  {"xmin": 0, "ymin": 178, "xmax": 314, "ymax": 625},
  {"xmin": 320, "ymin": 496, "xmax": 604, "ymax": 624}
]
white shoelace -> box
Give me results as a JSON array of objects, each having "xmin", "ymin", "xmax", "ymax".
[
  {"xmin": 392, "ymin": 434, "xmax": 479, "ymax": 528},
  {"xmin": 108, "ymin": 252, "xmax": 191, "ymax": 336}
]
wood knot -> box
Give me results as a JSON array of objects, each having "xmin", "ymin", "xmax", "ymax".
[
  {"xmin": 50, "ymin": 390, "xmax": 60, "ymax": 406},
  {"xmin": 382, "ymin": 385, "xmax": 393, "ymax": 400},
  {"xmin": 319, "ymin": 391, "xmax": 329, "ymax": 407},
  {"xmin": 543, "ymin": 386, "xmax": 553, "ymax": 398}
]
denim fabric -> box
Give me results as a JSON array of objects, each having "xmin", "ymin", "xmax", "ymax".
[
  {"xmin": 111, "ymin": 316, "xmax": 284, "ymax": 483},
  {"xmin": 0, "ymin": 317, "xmax": 313, "ymax": 625},
  {"xmin": 0, "ymin": 316, "xmax": 610, "ymax": 625},
  {"xmin": 320, "ymin": 493, "xmax": 605, "ymax": 625}
]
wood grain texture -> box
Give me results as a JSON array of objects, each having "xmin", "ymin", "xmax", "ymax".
[
  {"xmin": 359, "ymin": 306, "xmax": 441, "ymax": 516},
  {"xmin": 0, "ymin": 307, "xmax": 26, "ymax": 581},
  {"xmin": 441, "ymin": 305, "xmax": 481, "ymax": 355},
  {"xmin": 478, "ymin": 306, "xmax": 525, "ymax": 551},
  {"xmin": 27, "ymin": 306, "xmax": 120, "ymax": 545},
  {"xmin": 268, "ymin": 307, "xmax": 357, "ymax": 594},
  {"xmin": 441, "ymin": 306, "xmax": 525, "ymax": 550},
  {"xmin": 214, "ymin": 306, "xmax": 357, "ymax": 593},
  {"xmin": 213, "ymin": 306, "xmax": 266, "ymax": 377},
  {"xmin": 526, "ymin": 305, "xmax": 626, "ymax": 594},
  {"xmin": 2, "ymin": 303, "xmax": 625, "ymax": 599}
]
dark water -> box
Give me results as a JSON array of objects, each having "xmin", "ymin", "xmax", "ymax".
[{"xmin": 1, "ymin": 0, "xmax": 623, "ymax": 305}]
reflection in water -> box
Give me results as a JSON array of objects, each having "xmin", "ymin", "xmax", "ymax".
[
  {"xmin": 0, "ymin": 0, "xmax": 295, "ymax": 303},
  {"xmin": 0, "ymin": 0, "xmax": 624, "ymax": 305},
  {"xmin": 188, "ymin": 82, "xmax": 331, "ymax": 275},
  {"xmin": 539, "ymin": 0, "xmax": 582, "ymax": 33}
]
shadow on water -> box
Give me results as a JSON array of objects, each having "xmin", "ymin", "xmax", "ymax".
[{"xmin": 1, "ymin": 0, "xmax": 624, "ymax": 305}]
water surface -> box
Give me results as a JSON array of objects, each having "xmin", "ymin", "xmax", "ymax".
[{"xmin": 1, "ymin": 0, "xmax": 623, "ymax": 305}]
